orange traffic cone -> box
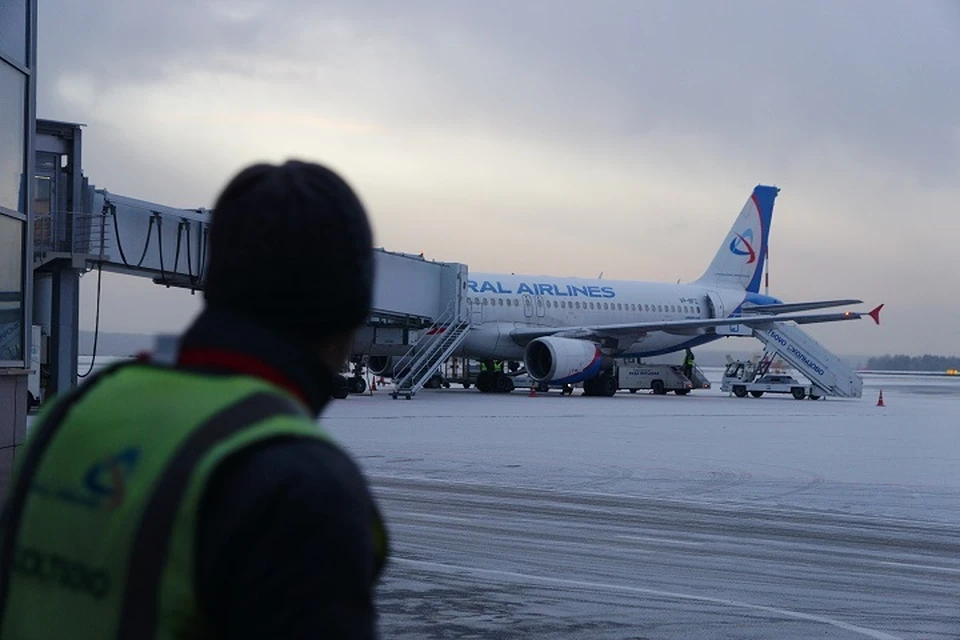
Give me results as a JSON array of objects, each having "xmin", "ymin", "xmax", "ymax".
[
  {"xmin": 370, "ymin": 377, "xmax": 376, "ymax": 392},
  {"xmin": 529, "ymin": 384, "xmax": 537, "ymax": 397},
  {"xmin": 877, "ymin": 390, "xmax": 885, "ymax": 407}
]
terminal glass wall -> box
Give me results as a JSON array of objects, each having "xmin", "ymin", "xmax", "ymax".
[
  {"xmin": 0, "ymin": 0, "xmax": 31, "ymax": 365},
  {"xmin": 0, "ymin": 0, "xmax": 27, "ymax": 66},
  {"xmin": 0, "ymin": 61, "xmax": 25, "ymax": 214}
]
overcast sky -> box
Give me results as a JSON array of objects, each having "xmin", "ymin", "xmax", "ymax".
[{"xmin": 37, "ymin": 0, "xmax": 960, "ymax": 356}]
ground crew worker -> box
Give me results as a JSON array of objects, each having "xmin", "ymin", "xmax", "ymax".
[
  {"xmin": 0, "ymin": 160, "xmax": 388, "ymax": 638},
  {"xmin": 683, "ymin": 348, "xmax": 695, "ymax": 379}
]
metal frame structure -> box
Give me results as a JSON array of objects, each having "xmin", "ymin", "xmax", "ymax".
[{"xmin": 0, "ymin": 0, "xmax": 38, "ymax": 496}]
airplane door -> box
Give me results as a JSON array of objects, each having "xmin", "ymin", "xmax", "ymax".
[
  {"xmin": 705, "ymin": 292, "xmax": 725, "ymax": 319},
  {"xmin": 535, "ymin": 295, "xmax": 546, "ymax": 318},
  {"xmin": 522, "ymin": 294, "xmax": 534, "ymax": 318},
  {"xmin": 469, "ymin": 296, "xmax": 483, "ymax": 323}
]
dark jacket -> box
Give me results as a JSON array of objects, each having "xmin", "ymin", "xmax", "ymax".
[{"xmin": 176, "ymin": 306, "xmax": 386, "ymax": 638}]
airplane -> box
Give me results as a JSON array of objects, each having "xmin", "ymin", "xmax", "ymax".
[{"xmin": 367, "ymin": 185, "xmax": 882, "ymax": 395}]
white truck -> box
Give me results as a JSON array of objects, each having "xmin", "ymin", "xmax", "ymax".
[
  {"xmin": 720, "ymin": 358, "xmax": 822, "ymax": 400},
  {"xmin": 615, "ymin": 359, "xmax": 712, "ymax": 395}
]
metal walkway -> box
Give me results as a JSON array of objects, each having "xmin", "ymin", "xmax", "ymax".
[
  {"xmin": 749, "ymin": 322, "xmax": 863, "ymax": 398},
  {"xmin": 37, "ymin": 188, "xmax": 468, "ymax": 328}
]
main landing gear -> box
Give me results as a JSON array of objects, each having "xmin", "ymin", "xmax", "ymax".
[
  {"xmin": 346, "ymin": 358, "xmax": 367, "ymax": 394},
  {"xmin": 581, "ymin": 371, "xmax": 618, "ymax": 397}
]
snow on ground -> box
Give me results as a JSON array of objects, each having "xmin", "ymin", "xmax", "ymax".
[
  {"xmin": 325, "ymin": 371, "xmax": 960, "ymax": 526},
  {"xmin": 325, "ymin": 371, "xmax": 959, "ymax": 639}
]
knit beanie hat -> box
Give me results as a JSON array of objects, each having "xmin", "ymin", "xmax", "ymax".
[{"xmin": 203, "ymin": 160, "xmax": 375, "ymax": 338}]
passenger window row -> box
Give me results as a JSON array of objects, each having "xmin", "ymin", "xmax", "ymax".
[{"xmin": 464, "ymin": 297, "xmax": 702, "ymax": 314}]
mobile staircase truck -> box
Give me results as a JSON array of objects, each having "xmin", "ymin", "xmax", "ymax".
[
  {"xmin": 717, "ymin": 320, "xmax": 863, "ymax": 399},
  {"xmin": 720, "ymin": 352, "xmax": 822, "ymax": 399},
  {"xmin": 615, "ymin": 358, "xmax": 712, "ymax": 395}
]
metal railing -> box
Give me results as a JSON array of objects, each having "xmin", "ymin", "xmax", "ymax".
[
  {"xmin": 391, "ymin": 301, "xmax": 472, "ymax": 398},
  {"xmin": 33, "ymin": 210, "xmax": 108, "ymax": 258}
]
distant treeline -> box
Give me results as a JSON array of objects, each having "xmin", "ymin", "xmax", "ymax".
[{"xmin": 865, "ymin": 355, "xmax": 960, "ymax": 371}]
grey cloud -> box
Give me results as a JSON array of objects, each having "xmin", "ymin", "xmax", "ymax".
[
  {"xmin": 35, "ymin": 0, "xmax": 960, "ymax": 354},
  {"xmin": 39, "ymin": 0, "xmax": 959, "ymax": 186}
]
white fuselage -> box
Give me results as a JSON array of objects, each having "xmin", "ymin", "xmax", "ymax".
[{"xmin": 454, "ymin": 272, "xmax": 749, "ymax": 362}]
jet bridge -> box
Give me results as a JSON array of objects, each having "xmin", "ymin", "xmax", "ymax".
[
  {"xmin": 60, "ymin": 188, "xmax": 468, "ymax": 324},
  {"xmin": 32, "ymin": 121, "xmax": 469, "ymax": 403}
]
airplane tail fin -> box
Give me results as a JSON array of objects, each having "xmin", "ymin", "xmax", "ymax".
[{"xmin": 695, "ymin": 185, "xmax": 778, "ymax": 293}]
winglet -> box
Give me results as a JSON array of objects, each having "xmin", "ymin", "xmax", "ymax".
[{"xmin": 867, "ymin": 304, "xmax": 883, "ymax": 325}]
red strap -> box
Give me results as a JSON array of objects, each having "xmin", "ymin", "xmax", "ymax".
[{"xmin": 177, "ymin": 348, "xmax": 310, "ymax": 408}]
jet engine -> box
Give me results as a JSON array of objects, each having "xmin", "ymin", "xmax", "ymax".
[
  {"xmin": 524, "ymin": 337, "xmax": 604, "ymax": 383},
  {"xmin": 367, "ymin": 355, "xmax": 410, "ymax": 378}
]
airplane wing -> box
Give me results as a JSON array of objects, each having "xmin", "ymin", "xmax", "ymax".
[
  {"xmin": 507, "ymin": 304, "xmax": 883, "ymax": 347},
  {"xmin": 739, "ymin": 299, "xmax": 863, "ymax": 314}
]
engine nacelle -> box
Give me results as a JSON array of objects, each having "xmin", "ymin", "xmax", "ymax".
[
  {"xmin": 367, "ymin": 355, "xmax": 410, "ymax": 378},
  {"xmin": 524, "ymin": 337, "xmax": 603, "ymax": 384}
]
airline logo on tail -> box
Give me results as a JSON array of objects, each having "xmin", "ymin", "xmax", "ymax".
[
  {"xmin": 695, "ymin": 185, "xmax": 777, "ymax": 294},
  {"xmin": 729, "ymin": 229, "xmax": 756, "ymax": 264}
]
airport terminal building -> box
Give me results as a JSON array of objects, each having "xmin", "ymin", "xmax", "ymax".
[{"xmin": 0, "ymin": 0, "xmax": 37, "ymax": 491}]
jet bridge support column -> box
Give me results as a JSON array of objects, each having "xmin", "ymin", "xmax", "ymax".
[
  {"xmin": 45, "ymin": 263, "xmax": 81, "ymax": 396},
  {"xmin": 31, "ymin": 121, "xmax": 91, "ymax": 402}
]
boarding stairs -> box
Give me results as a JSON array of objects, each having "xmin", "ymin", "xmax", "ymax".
[
  {"xmin": 750, "ymin": 322, "xmax": 863, "ymax": 398},
  {"xmin": 391, "ymin": 303, "xmax": 472, "ymax": 399},
  {"xmin": 686, "ymin": 363, "xmax": 713, "ymax": 390},
  {"xmin": 754, "ymin": 351, "xmax": 777, "ymax": 378}
]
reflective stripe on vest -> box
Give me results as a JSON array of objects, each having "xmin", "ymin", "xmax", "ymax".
[{"xmin": 116, "ymin": 391, "xmax": 303, "ymax": 638}]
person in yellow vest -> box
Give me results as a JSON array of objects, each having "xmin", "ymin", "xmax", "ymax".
[
  {"xmin": 0, "ymin": 161, "xmax": 388, "ymax": 638},
  {"xmin": 682, "ymin": 348, "xmax": 695, "ymax": 380}
]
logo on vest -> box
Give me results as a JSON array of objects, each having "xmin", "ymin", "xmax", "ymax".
[
  {"xmin": 13, "ymin": 546, "xmax": 111, "ymax": 600},
  {"xmin": 32, "ymin": 447, "xmax": 141, "ymax": 511}
]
